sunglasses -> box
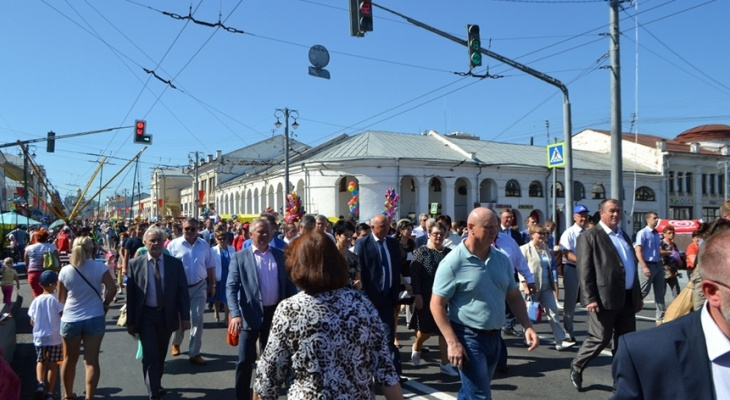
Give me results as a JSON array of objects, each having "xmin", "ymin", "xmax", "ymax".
[{"xmin": 184, "ymin": 227, "xmax": 198, "ymax": 232}]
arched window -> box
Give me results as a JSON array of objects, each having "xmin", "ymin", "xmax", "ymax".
[
  {"xmin": 550, "ymin": 182, "xmax": 564, "ymax": 198},
  {"xmin": 574, "ymin": 181, "xmax": 585, "ymax": 201},
  {"xmin": 430, "ymin": 178, "xmax": 442, "ymax": 192},
  {"xmin": 592, "ymin": 183, "xmax": 605, "ymax": 200},
  {"xmin": 505, "ymin": 180, "xmax": 521, "ymax": 197},
  {"xmin": 635, "ymin": 186, "xmax": 655, "ymax": 201},
  {"xmin": 528, "ymin": 181, "xmax": 543, "ymax": 197}
]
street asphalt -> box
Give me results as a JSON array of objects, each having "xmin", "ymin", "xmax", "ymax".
[{"xmin": 11, "ymin": 262, "xmax": 685, "ymax": 399}]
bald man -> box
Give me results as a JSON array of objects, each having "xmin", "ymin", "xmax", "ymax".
[
  {"xmin": 354, "ymin": 213, "xmax": 405, "ymax": 381},
  {"xmin": 431, "ymin": 207, "xmax": 539, "ymax": 399}
]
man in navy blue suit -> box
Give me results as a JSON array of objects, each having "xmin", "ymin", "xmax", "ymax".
[
  {"xmin": 611, "ymin": 228, "xmax": 730, "ymax": 400},
  {"xmin": 355, "ymin": 213, "xmax": 404, "ymax": 381},
  {"xmin": 227, "ymin": 218, "xmax": 298, "ymax": 400}
]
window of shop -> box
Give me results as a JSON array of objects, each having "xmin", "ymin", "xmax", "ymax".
[
  {"xmin": 702, "ymin": 173, "xmax": 707, "ymax": 195},
  {"xmin": 669, "ymin": 206, "xmax": 692, "ymax": 220},
  {"xmin": 528, "ymin": 180, "xmax": 543, "ymax": 197},
  {"xmin": 573, "ymin": 181, "xmax": 585, "ymax": 201},
  {"xmin": 703, "ymin": 207, "xmax": 720, "ymax": 222},
  {"xmin": 710, "ymin": 174, "xmax": 716, "ymax": 195},
  {"xmin": 550, "ymin": 182, "xmax": 564, "ymax": 198},
  {"xmin": 686, "ymin": 172, "xmax": 693, "ymax": 194},
  {"xmin": 635, "ymin": 186, "xmax": 655, "ymax": 201},
  {"xmin": 677, "ymin": 172, "xmax": 684, "ymax": 193},
  {"xmin": 505, "ymin": 179, "xmax": 521, "ymax": 197},
  {"xmin": 668, "ymin": 171, "xmax": 675, "ymax": 193},
  {"xmin": 591, "ymin": 183, "xmax": 605, "ymax": 200}
]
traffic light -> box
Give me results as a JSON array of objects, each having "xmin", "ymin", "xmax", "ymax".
[
  {"xmin": 133, "ymin": 120, "xmax": 152, "ymax": 144},
  {"xmin": 467, "ymin": 24, "xmax": 482, "ymax": 69},
  {"xmin": 349, "ymin": 0, "xmax": 373, "ymax": 37},
  {"xmin": 46, "ymin": 131, "xmax": 55, "ymax": 153}
]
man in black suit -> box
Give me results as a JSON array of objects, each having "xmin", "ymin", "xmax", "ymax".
[
  {"xmin": 499, "ymin": 209, "xmax": 524, "ymax": 246},
  {"xmin": 610, "ymin": 229, "xmax": 730, "ymax": 400},
  {"xmin": 570, "ymin": 198, "xmax": 642, "ymax": 392},
  {"xmin": 354, "ymin": 213, "xmax": 404, "ymax": 380},
  {"xmin": 126, "ymin": 227, "xmax": 190, "ymax": 400}
]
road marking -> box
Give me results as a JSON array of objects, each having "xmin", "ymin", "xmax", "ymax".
[{"xmin": 404, "ymin": 380, "xmax": 457, "ymax": 400}]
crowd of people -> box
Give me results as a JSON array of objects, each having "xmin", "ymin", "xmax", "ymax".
[{"xmin": 3, "ymin": 199, "xmax": 730, "ymax": 399}]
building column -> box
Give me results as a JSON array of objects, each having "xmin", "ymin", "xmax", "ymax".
[{"xmin": 695, "ymin": 166, "xmax": 703, "ymax": 219}]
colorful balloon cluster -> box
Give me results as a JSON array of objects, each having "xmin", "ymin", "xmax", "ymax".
[
  {"xmin": 284, "ymin": 191, "xmax": 304, "ymax": 223},
  {"xmin": 347, "ymin": 181, "xmax": 359, "ymax": 219},
  {"xmin": 383, "ymin": 187, "xmax": 399, "ymax": 219}
]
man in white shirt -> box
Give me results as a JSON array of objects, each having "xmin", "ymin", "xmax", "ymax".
[
  {"xmin": 559, "ymin": 204, "xmax": 590, "ymax": 342},
  {"xmin": 167, "ymin": 218, "xmax": 215, "ymax": 365},
  {"xmin": 412, "ymin": 213, "xmax": 429, "ymax": 240},
  {"xmin": 611, "ymin": 228, "xmax": 730, "ymax": 399}
]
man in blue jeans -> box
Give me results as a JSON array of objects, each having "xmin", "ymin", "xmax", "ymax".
[{"xmin": 431, "ymin": 207, "xmax": 539, "ymax": 399}]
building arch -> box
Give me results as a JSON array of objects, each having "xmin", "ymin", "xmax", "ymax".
[
  {"xmin": 454, "ymin": 177, "xmax": 471, "ymax": 222},
  {"xmin": 505, "ymin": 179, "xmax": 521, "ymax": 197},
  {"xmin": 528, "ymin": 180, "xmax": 543, "ymax": 198},
  {"xmin": 635, "ymin": 186, "xmax": 655, "ymax": 201},
  {"xmin": 479, "ymin": 178, "xmax": 498, "ymax": 203}
]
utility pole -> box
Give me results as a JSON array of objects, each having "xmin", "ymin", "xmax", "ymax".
[
  {"xmin": 189, "ymin": 152, "xmax": 204, "ymax": 219},
  {"xmin": 610, "ymin": 0, "xmax": 624, "ymax": 204}
]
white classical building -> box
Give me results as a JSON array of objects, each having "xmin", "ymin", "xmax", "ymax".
[
  {"xmin": 574, "ymin": 124, "xmax": 730, "ymax": 225},
  {"xmin": 211, "ymin": 130, "xmax": 663, "ymax": 234}
]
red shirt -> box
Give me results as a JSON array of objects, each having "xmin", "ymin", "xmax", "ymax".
[
  {"xmin": 685, "ymin": 241, "xmax": 699, "ymax": 269},
  {"xmin": 55, "ymin": 232, "xmax": 70, "ymax": 252}
]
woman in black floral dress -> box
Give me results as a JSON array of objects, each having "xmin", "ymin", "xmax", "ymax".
[
  {"xmin": 254, "ymin": 232, "xmax": 402, "ymax": 399},
  {"xmin": 408, "ymin": 222, "xmax": 458, "ymax": 376}
]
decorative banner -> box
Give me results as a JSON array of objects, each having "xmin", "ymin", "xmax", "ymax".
[
  {"xmin": 125, "ymin": 206, "xmax": 130, "ymax": 214},
  {"xmin": 16, "ymin": 187, "xmax": 24, "ymax": 197},
  {"xmin": 284, "ymin": 191, "xmax": 305, "ymax": 223},
  {"xmin": 140, "ymin": 203, "xmax": 144, "ymax": 210},
  {"xmin": 383, "ymin": 187, "xmax": 399, "ymax": 219},
  {"xmin": 118, "ymin": 207, "xmax": 122, "ymax": 215},
  {"xmin": 158, "ymin": 199, "xmax": 163, "ymax": 208},
  {"xmin": 198, "ymin": 190, "xmax": 205, "ymax": 204},
  {"xmin": 347, "ymin": 181, "xmax": 359, "ymax": 219},
  {"xmin": 32, "ymin": 196, "xmax": 38, "ymax": 207}
]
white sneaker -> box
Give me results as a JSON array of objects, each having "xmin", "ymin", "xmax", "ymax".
[
  {"xmin": 440, "ymin": 363, "xmax": 460, "ymax": 377},
  {"xmin": 556, "ymin": 341, "xmax": 576, "ymax": 351},
  {"xmin": 411, "ymin": 350, "xmax": 421, "ymax": 366}
]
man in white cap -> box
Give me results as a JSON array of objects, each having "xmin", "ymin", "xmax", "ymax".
[{"xmin": 559, "ymin": 204, "xmax": 590, "ymax": 343}]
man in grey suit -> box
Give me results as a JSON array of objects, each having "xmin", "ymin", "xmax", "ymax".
[
  {"xmin": 569, "ymin": 198, "xmax": 643, "ymax": 392},
  {"xmin": 126, "ymin": 227, "xmax": 190, "ymax": 400},
  {"xmin": 354, "ymin": 213, "xmax": 404, "ymax": 380},
  {"xmin": 227, "ymin": 218, "xmax": 297, "ymax": 400}
]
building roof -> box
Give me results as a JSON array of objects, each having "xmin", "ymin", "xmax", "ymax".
[
  {"xmin": 299, "ymin": 130, "xmax": 656, "ymax": 173},
  {"xmin": 584, "ymin": 128, "xmax": 719, "ymax": 155},
  {"xmin": 675, "ymin": 124, "xmax": 730, "ymax": 143}
]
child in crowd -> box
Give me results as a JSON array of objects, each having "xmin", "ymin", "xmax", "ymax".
[
  {"xmin": 1, "ymin": 258, "xmax": 20, "ymax": 307},
  {"xmin": 27, "ymin": 270, "xmax": 64, "ymax": 400}
]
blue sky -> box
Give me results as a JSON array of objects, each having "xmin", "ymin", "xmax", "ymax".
[{"xmin": 1, "ymin": 0, "xmax": 728, "ymax": 205}]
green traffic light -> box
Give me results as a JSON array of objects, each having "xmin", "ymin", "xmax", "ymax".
[{"xmin": 471, "ymin": 53, "xmax": 482, "ymax": 66}]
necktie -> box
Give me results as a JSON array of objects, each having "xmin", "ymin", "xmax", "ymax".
[
  {"xmin": 378, "ymin": 240, "xmax": 391, "ymax": 294},
  {"xmin": 153, "ymin": 258, "xmax": 164, "ymax": 309}
]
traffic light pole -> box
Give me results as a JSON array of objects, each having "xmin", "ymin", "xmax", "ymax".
[
  {"xmin": 0, "ymin": 125, "xmax": 133, "ymax": 150},
  {"xmin": 372, "ymin": 3, "xmax": 574, "ymax": 231}
]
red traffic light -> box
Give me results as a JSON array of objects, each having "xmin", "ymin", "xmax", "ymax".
[{"xmin": 135, "ymin": 120, "xmax": 146, "ymax": 136}]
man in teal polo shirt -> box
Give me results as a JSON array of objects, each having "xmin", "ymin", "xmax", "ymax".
[{"xmin": 431, "ymin": 207, "xmax": 539, "ymax": 400}]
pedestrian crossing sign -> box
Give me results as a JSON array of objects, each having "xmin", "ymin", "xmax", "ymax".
[{"xmin": 547, "ymin": 142, "xmax": 566, "ymax": 168}]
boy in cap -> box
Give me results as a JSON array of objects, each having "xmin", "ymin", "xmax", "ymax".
[{"xmin": 27, "ymin": 270, "xmax": 64, "ymax": 400}]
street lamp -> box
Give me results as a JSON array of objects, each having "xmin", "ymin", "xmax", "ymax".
[
  {"xmin": 274, "ymin": 108, "xmax": 299, "ymax": 210},
  {"xmin": 188, "ymin": 152, "xmax": 205, "ymax": 219}
]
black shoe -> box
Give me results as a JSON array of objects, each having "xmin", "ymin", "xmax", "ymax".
[
  {"xmin": 421, "ymin": 346, "xmax": 430, "ymax": 353},
  {"xmin": 570, "ymin": 367, "xmax": 583, "ymax": 392},
  {"xmin": 398, "ymin": 376, "xmax": 409, "ymax": 384}
]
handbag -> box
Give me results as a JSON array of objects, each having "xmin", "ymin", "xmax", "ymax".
[
  {"xmin": 43, "ymin": 250, "xmax": 60, "ymax": 272},
  {"xmin": 525, "ymin": 295, "xmax": 542, "ymax": 323}
]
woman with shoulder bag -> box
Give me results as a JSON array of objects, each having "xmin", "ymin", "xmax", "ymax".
[{"xmin": 57, "ymin": 237, "xmax": 116, "ymax": 400}]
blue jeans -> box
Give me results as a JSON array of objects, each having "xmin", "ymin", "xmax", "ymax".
[{"xmin": 453, "ymin": 323, "xmax": 501, "ymax": 400}]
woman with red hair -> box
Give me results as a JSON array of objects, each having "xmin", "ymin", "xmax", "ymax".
[{"xmin": 24, "ymin": 228, "xmax": 60, "ymax": 297}]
